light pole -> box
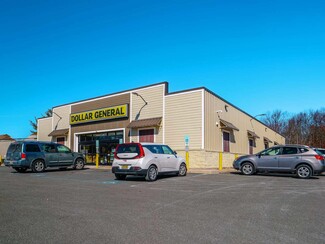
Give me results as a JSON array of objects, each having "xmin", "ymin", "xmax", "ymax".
[{"xmin": 250, "ymin": 113, "xmax": 266, "ymax": 132}]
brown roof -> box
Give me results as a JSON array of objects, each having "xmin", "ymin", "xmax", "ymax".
[
  {"xmin": 0, "ymin": 134, "xmax": 14, "ymax": 140},
  {"xmin": 264, "ymin": 137, "xmax": 273, "ymax": 143},
  {"xmin": 219, "ymin": 119, "xmax": 239, "ymax": 131},
  {"xmin": 247, "ymin": 130, "xmax": 260, "ymax": 139},
  {"xmin": 127, "ymin": 117, "xmax": 162, "ymax": 129},
  {"xmin": 48, "ymin": 129, "xmax": 69, "ymax": 137}
]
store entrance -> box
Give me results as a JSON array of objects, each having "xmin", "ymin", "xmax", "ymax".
[{"xmin": 78, "ymin": 131, "xmax": 123, "ymax": 165}]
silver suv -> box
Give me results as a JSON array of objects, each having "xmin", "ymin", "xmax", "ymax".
[
  {"xmin": 112, "ymin": 143, "xmax": 187, "ymax": 181},
  {"xmin": 4, "ymin": 141, "xmax": 85, "ymax": 173},
  {"xmin": 233, "ymin": 145, "xmax": 325, "ymax": 179}
]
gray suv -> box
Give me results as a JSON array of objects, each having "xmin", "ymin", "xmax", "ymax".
[
  {"xmin": 4, "ymin": 141, "xmax": 85, "ymax": 173},
  {"xmin": 233, "ymin": 145, "xmax": 325, "ymax": 179}
]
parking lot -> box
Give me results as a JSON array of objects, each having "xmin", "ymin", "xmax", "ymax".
[{"xmin": 0, "ymin": 166, "xmax": 324, "ymax": 244}]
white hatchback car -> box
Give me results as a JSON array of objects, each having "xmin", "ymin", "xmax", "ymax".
[{"xmin": 112, "ymin": 143, "xmax": 187, "ymax": 181}]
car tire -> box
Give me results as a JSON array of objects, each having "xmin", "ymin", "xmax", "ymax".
[
  {"xmin": 178, "ymin": 163, "xmax": 187, "ymax": 176},
  {"xmin": 240, "ymin": 162, "xmax": 255, "ymax": 175},
  {"xmin": 32, "ymin": 160, "xmax": 45, "ymax": 173},
  {"xmin": 115, "ymin": 174, "xmax": 127, "ymax": 180},
  {"xmin": 145, "ymin": 165, "xmax": 158, "ymax": 181},
  {"xmin": 13, "ymin": 167, "xmax": 27, "ymax": 173},
  {"xmin": 73, "ymin": 158, "xmax": 85, "ymax": 170},
  {"xmin": 296, "ymin": 164, "xmax": 312, "ymax": 179}
]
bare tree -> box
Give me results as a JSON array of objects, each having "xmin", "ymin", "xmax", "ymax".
[
  {"xmin": 262, "ymin": 110, "xmax": 288, "ymax": 135},
  {"xmin": 262, "ymin": 109, "xmax": 325, "ymax": 147},
  {"xmin": 285, "ymin": 112, "xmax": 311, "ymax": 145},
  {"xmin": 307, "ymin": 109, "xmax": 325, "ymax": 147}
]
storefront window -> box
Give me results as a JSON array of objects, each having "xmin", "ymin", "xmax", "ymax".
[{"xmin": 78, "ymin": 130, "xmax": 123, "ymax": 165}]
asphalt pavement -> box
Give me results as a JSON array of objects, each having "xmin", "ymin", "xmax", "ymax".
[{"xmin": 0, "ymin": 166, "xmax": 324, "ymax": 244}]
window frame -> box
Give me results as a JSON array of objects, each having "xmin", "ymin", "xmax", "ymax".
[{"xmin": 222, "ymin": 131, "xmax": 230, "ymax": 153}]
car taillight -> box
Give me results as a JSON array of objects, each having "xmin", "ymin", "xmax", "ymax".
[
  {"xmin": 114, "ymin": 145, "xmax": 120, "ymax": 159},
  {"xmin": 134, "ymin": 144, "xmax": 145, "ymax": 159},
  {"xmin": 315, "ymin": 155, "xmax": 324, "ymax": 160},
  {"xmin": 21, "ymin": 153, "xmax": 26, "ymax": 159}
]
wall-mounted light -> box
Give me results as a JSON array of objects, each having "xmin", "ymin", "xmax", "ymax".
[
  {"xmin": 52, "ymin": 111, "xmax": 62, "ymax": 130},
  {"xmin": 132, "ymin": 92, "xmax": 148, "ymax": 120},
  {"xmin": 132, "ymin": 92, "xmax": 148, "ymax": 105},
  {"xmin": 225, "ymin": 105, "xmax": 228, "ymax": 112},
  {"xmin": 216, "ymin": 110, "xmax": 223, "ymax": 121},
  {"xmin": 250, "ymin": 113, "xmax": 266, "ymax": 132},
  {"xmin": 250, "ymin": 113, "xmax": 266, "ymax": 121},
  {"xmin": 53, "ymin": 111, "xmax": 62, "ymax": 120}
]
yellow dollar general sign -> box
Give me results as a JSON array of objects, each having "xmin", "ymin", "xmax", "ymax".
[{"xmin": 70, "ymin": 104, "xmax": 128, "ymax": 125}]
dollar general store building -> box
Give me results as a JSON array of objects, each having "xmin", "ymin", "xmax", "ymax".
[{"xmin": 37, "ymin": 82, "xmax": 285, "ymax": 168}]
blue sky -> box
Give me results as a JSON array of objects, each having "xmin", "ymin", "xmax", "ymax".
[{"xmin": 1, "ymin": 0, "xmax": 324, "ymax": 138}]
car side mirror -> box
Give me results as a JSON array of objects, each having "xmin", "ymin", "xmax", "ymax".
[{"xmin": 174, "ymin": 151, "xmax": 177, "ymax": 155}]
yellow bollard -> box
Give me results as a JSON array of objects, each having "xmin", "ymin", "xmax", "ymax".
[
  {"xmin": 219, "ymin": 152, "xmax": 223, "ymax": 171},
  {"xmin": 235, "ymin": 153, "xmax": 238, "ymax": 159},
  {"xmin": 96, "ymin": 153, "xmax": 99, "ymax": 168},
  {"xmin": 185, "ymin": 151, "xmax": 189, "ymax": 170},
  {"xmin": 0, "ymin": 155, "xmax": 2, "ymax": 166}
]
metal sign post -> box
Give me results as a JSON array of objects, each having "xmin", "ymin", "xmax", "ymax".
[
  {"xmin": 96, "ymin": 140, "xmax": 99, "ymax": 168},
  {"xmin": 184, "ymin": 136, "xmax": 190, "ymax": 169}
]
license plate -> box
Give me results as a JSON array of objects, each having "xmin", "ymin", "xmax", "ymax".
[{"xmin": 121, "ymin": 165, "xmax": 129, "ymax": 169}]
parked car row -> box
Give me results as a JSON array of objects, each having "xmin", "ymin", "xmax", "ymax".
[
  {"xmin": 4, "ymin": 141, "xmax": 325, "ymax": 180},
  {"xmin": 233, "ymin": 144, "xmax": 325, "ymax": 179},
  {"xmin": 3, "ymin": 141, "xmax": 187, "ymax": 182}
]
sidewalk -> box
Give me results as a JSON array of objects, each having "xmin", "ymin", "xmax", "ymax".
[{"xmin": 85, "ymin": 164, "xmax": 236, "ymax": 174}]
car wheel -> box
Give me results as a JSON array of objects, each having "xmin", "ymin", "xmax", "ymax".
[
  {"xmin": 145, "ymin": 165, "xmax": 158, "ymax": 181},
  {"xmin": 32, "ymin": 160, "xmax": 45, "ymax": 173},
  {"xmin": 115, "ymin": 174, "xmax": 127, "ymax": 180},
  {"xmin": 73, "ymin": 158, "xmax": 85, "ymax": 170},
  {"xmin": 14, "ymin": 167, "xmax": 27, "ymax": 173},
  {"xmin": 296, "ymin": 164, "xmax": 312, "ymax": 179},
  {"xmin": 241, "ymin": 162, "xmax": 255, "ymax": 175},
  {"xmin": 178, "ymin": 163, "xmax": 187, "ymax": 176}
]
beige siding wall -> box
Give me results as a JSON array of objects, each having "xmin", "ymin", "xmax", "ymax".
[
  {"xmin": 130, "ymin": 84, "xmax": 165, "ymax": 143},
  {"xmin": 165, "ymin": 90, "xmax": 203, "ymax": 150},
  {"xmin": 37, "ymin": 117, "xmax": 52, "ymax": 141},
  {"xmin": 205, "ymin": 90, "xmax": 285, "ymax": 154},
  {"xmin": 52, "ymin": 105, "xmax": 71, "ymax": 146},
  {"xmin": 131, "ymin": 85, "xmax": 164, "ymax": 120},
  {"xmin": 53, "ymin": 105, "xmax": 71, "ymax": 130},
  {"xmin": 205, "ymin": 92, "xmax": 221, "ymax": 151},
  {"xmin": 204, "ymin": 90, "xmax": 285, "ymax": 167}
]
